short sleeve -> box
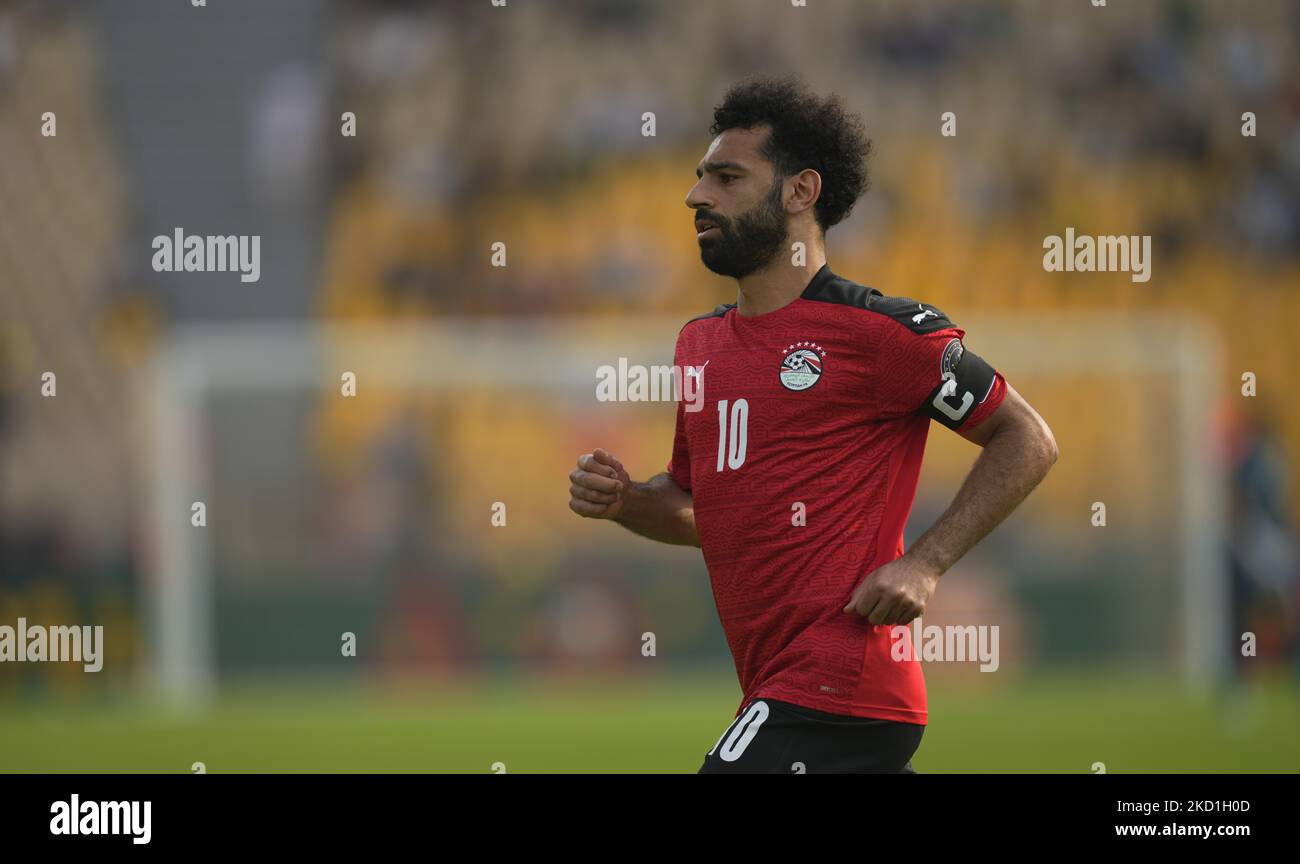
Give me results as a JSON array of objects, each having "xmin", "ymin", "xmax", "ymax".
[
  {"xmin": 665, "ymin": 328, "xmax": 694, "ymax": 491},
  {"xmin": 666, "ymin": 396, "xmax": 692, "ymax": 492},
  {"xmin": 878, "ymin": 322, "xmax": 1007, "ymax": 432}
]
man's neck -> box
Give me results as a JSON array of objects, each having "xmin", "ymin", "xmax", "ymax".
[{"xmin": 734, "ymin": 249, "xmax": 828, "ymax": 317}]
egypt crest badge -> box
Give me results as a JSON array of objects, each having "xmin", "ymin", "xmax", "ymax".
[{"xmin": 779, "ymin": 341, "xmax": 826, "ymax": 391}]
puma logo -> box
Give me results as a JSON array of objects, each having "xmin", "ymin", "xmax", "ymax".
[
  {"xmin": 686, "ymin": 360, "xmax": 709, "ymax": 380},
  {"xmin": 912, "ymin": 305, "xmax": 938, "ymax": 324}
]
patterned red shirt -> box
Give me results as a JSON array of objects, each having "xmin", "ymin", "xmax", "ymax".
[{"xmin": 667, "ymin": 263, "xmax": 1007, "ymax": 725}]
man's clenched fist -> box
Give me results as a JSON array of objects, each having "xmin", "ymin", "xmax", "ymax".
[
  {"xmin": 569, "ymin": 448, "xmax": 632, "ymax": 520},
  {"xmin": 843, "ymin": 554, "xmax": 940, "ymax": 626}
]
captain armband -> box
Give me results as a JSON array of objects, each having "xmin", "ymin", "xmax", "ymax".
[{"xmin": 922, "ymin": 339, "xmax": 997, "ymax": 430}]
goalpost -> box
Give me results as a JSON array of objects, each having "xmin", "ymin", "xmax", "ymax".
[{"xmin": 146, "ymin": 314, "xmax": 1227, "ymax": 711}]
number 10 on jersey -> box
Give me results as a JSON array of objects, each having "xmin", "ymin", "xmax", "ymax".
[{"xmin": 716, "ymin": 398, "xmax": 749, "ymax": 472}]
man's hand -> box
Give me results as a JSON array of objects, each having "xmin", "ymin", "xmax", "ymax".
[
  {"xmin": 843, "ymin": 554, "xmax": 940, "ymax": 625},
  {"xmin": 569, "ymin": 456, "xmax": 699, "ymax": 547},
  {"xmin": 568, "ymin": 448, "xmax": 632, "ymax": 520}
]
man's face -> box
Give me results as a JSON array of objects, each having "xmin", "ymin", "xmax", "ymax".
[{"xmin": 685, "ymin": 126, "xmax": 789, "ymax": 278}]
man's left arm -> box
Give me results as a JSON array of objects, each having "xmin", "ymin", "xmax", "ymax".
[{"xmin": 844, "ymin": 382, "xmax": 1058, "ymax": 625}]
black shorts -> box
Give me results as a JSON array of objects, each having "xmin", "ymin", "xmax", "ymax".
[{"xmin": 697, "ymin": 698, "xmax": 924, "ymax": 774}]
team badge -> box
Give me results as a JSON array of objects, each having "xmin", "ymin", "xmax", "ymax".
[
  {"xmin": 779, "ymin": 341, "xmax": 826, "ymax": 391},
  {"xmin": 940, "ymin": 338, "xmax": 964, "ymax": 378}
]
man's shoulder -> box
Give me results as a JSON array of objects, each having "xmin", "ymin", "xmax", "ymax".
[
  {"xmin": 679, "ymin": 302, "xmax": 735, "ymax": 335},
  {"xmin": 803, "ymin": 269, "xmax": 955, "ymax": 336}
]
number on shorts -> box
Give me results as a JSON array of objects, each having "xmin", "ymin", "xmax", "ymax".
[{"xmin": 709, "ymin": 700, "xmax": 769, "ymax": 762}]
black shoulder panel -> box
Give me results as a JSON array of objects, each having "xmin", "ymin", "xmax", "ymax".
[
  {"xmin": 801, "ymin": 268, "xmax": 883, "ymax": 309},
  {"xmin": 801, "ymin": 266, "xmax": 954, "ymax": 334},
  {"xmin": 680, "ymin": 303, "xmax": 734, "ymax": 332},
  {"xmin": 868, "ymin": 295, "xmax": 954, "ymax": 334}
]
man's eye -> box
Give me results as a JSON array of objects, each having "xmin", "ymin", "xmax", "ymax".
[{"xmin": 718, "ymin": 174, "xmax": 737, "ymax": 184}]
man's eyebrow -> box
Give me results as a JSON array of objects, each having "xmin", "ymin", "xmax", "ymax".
[{"xmin": 695, "ymin": 160, "xmax": 748, "ymax": 179}]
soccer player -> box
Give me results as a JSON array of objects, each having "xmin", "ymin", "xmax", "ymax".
[{"xmin": 568, "ymin": 77, "xmax": 1057, "ymax": 773}]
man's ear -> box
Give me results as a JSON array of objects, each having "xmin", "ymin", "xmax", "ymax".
[{"xmin": 789, "ymin": 168, "xmax": 822, "ymax": 214}]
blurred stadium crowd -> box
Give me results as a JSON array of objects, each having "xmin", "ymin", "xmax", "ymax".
[{"xmin": 0, "ymin": 0, "xmax": 1297, "ymax": 696}]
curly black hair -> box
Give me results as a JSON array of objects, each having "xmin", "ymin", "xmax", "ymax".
[{"xmin": 709, "ymin": 76, "xmax": 872, "ymax": 233}]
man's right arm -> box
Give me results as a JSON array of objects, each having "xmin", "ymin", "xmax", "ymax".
[
  {"xmin": 568, "ymin": 449, "xmax": 699, "ymax": 547},
  {"xmin": 616, "ymin": 471, "xmax": 699, "ymax": 547}
]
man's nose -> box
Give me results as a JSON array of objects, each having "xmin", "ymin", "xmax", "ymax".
[{"xmin": 685, "ymin": 181, "xmax": 711, "ymax": 211}]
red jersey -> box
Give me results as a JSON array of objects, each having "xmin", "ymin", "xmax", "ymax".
[{"xmin": 666, "ymin": 263, "xmax": 1007, "ymax": 725}]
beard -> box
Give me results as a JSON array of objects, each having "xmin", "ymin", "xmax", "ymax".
[{"xmin": 697, "ymin": 179, "xmax": 789, "ymax": 279}]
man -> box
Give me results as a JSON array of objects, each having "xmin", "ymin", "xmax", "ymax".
[{"xmin": 568, "ymin": 76, "xmax": 1057, "ymax": 773}]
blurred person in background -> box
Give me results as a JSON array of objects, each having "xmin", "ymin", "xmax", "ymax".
[{"xmin": 1226, "ymin": 399, "xmax": 1298, "ymax": 681}]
